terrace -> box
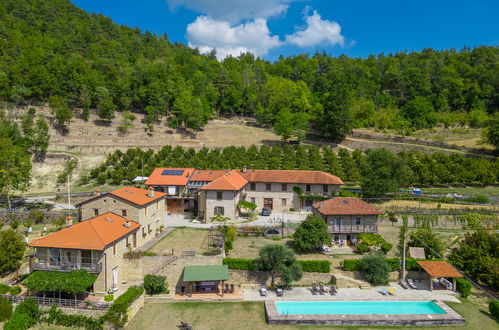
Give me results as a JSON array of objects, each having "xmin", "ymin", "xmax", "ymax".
[{"xmin": 328, "ymin": 224, "xmax": 377, "ymax": 233}]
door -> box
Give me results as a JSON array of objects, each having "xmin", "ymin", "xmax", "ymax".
[
  {"xmin": 112, "ymin": 267, "xmax": 118, "ymax": 290},
  {"xmin": 263, "ymin": 198, "xmax": 273, "ymax": 209},
  {"xmin": 132, "ymin": 233, "xmax": 137, "ymax": 248},
  {"xmin": 304, "ymin": 199, "xmax": 313, "ymax": 211}
]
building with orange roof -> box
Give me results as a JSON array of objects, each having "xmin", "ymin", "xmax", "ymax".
[
  {"xmin": 76, "ymin": 186, "xmax": 166, "ymax": 247},
  {"xmin": 416, "ymin": 261, "xmax": 463, "ymax": 291},
  {"xmin": 29, "ymin": 212, "xmax": 140, "ymax": 294},
  {"xmin": 145, "ymin": 168, "xmax": 195, "ymax": 213},
  {"xmin": 312, "ymin": 197, "xmax": 383, "ymax": 245}
]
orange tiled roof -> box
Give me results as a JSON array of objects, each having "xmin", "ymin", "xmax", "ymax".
[
  {"xmin": 29, "ymin": 212, "xmax": 140, "ymax": 251},
  {"xmin": 312, "ymin": 197, "xmax": 383, "ymax": 215},
  {"xmin": 190, "ymin": 170, "xmax": 226, "ymax": 182},
  {"xmin": 239, "ymin": 170, "xmax": 343, "ymax": 185},
  {"xmin": 145, "ymin": 168, "xmax": 194, "ymax": 186},
  {"xmin": 417, "ymin": 261, "xmax": 463, "ymax": 278},
  {"xmin": 200, "ymin": 171, "xmax": 248, "ymax": 191},
  {"xmin": 109, "ymin": 186, "xmax": 165, "ymax": 206}
]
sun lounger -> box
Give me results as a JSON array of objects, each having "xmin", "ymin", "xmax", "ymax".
[
  {"xmin": 380, "ymin": 287, "xmax": 388, "ymax": 295},
  {"xmin": 260, "ymin": 286, "xmax": 267, "ymax": 297},
  {"xmin": 318, "ymin": 283, "xmax": 326, "ymax": 295},
  {"xmin": 329, "ymin": 285, "xmax": 337, "ymax": 295},
  {"xmin": 311, "ymin": 283, "xmax": 319, "ymax": 295},
  {"xmin": 276, "ymin": 288, "xmax": 283, "ymax": 297},
  {"xmin": 399, "ymin": 280, "xmax": 409, "ymax": 289},
  {"xmin": 388, "ymin": 286, "xmax": 395, "ymax": 295},
  {"xmin": 407, "ymin": 278, "xmax": 418, "ymax": 289}
]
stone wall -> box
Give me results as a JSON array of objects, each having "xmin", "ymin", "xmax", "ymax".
[
  {"xmin": 124, "ymin": 292, "xmax": 145, "ymax": 328},
  {"xmin": 229, "ymin": 270, "xmax": 335, "ymax": 287}
]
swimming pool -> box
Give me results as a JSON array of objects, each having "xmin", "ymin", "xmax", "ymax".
[{"xmin": 276, "ymin": 301, "xmax": 446, "ymax": 315}]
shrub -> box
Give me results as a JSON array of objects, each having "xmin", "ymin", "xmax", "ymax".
[
  {"xmin": 342, "ymin": 259, "xmax": 360, "ymax": 271},
  {"xmin": 104, "ymin": 294, "xmax": 114, "ymax": 302},
  {"xmin": 297, "ymin": 260, "xmax": 331, "ymax": 273},
  {"xmin": 456, "ymin": 278, "xmax": 472, "ymax": 298},
  {"xmin": 385, "ymin": 258, "xmax": 400, "ymax": 271},
  {"xmin": 4, "ymin": 312, "xmax": 34, "ymax": 330},
  {"xmin": 0, "ymin": 284, "xmax": 10, "ymax": 294},
  {"xmin": 463, "ymin": 195, "xmax": 489, "ymax": 204},
  {"xmin": 357, "ymin": 233, "xmax": 385, "ymax": 246},
  {"xmin": 103, "ymin": 285, "xmax": 144, "ymax": 328},
  {"xmin": 356, "ymin": 243, "xmax": 369, "ymax": 253},
  {"xmin": 293, "ymin": 215, "xmax": 331, "ymax": 252},
  {"xmin": 489, "ymin": 300, "xmax": 499, "ymax": 320},
  {"xmin": 381, "ymin": 242, "xmax": 393, "ymax": 253},
  {"xmin": 4, "ymin": 298, "xmax": 40, "ymax": 330},
  {"xmin": 144, "ymin": 274, "xmax": 167, "ymax": 295},
  {"xmin": 45, "ymin": 305, "xmax": 103, "ymax": 329},
  {"xmin": 0, "ymin": 296, "xmax": 12, "ymax": 322},
  {"xmin": 223, "ymin": 258, "xmax": 256, "ymax": 271},
  {"xmin": 9, "ymin": 285, "xmax": 21, "ymax": 295},
  {"xmin": 358, "ymin": 254, "xmax": 390, "ymax": 285}
]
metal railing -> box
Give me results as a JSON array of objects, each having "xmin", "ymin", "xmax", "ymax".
[
  {"xmin": 327, "ymin": 224, "xmax": 377, "ymax": 233},
  {"xmin": 32, "ymin": 262, "xmax": 102, "ymax": 274},
  {"xmin": 1, "ymin": 294, "xmax": 110, "ymax": 310}
]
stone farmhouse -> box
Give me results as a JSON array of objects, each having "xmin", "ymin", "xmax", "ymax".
[
  {"xmin": 312, "ymin": 197, "xmax": 383, "ymax": 245},
  {"xmin": 145, "ymin": 167, "xmax": 344, "ymax": 221}
]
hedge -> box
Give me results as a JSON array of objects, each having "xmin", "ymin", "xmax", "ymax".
[
  {"xmin": 455, "ymin": 278, "xmax": 472, "ymax": 298},
  {"xmin": 3, "ymin": 298, "xmax": 40, "ymax": 330},
  {"xmin": 343, "ymin": 257, "xmax": 400, "ymax": 272},
  {"xmin": 0, "ymin": 284, "xmax": 10, "ymax": 294},
  {"xmin": 103, "ymin": 285, "xmax": 144, "ymax": 328},
  {"xmin": 0, "ymin": 296, "xmax": 12, "ymax": 322},
  {"xmin": 489, "ymin": 300, "xmax": 499, "ymax": 320},
  {"xmin": 44, "ymin": 305, "xmax": 103, "ymax": 330},
  {"xmin": 223, "ymin": 258, "xmax": 330, "ymax": 273},
  {"xmin": 144, "ymin": 274, "xmax": 167, "ymax": 295}
]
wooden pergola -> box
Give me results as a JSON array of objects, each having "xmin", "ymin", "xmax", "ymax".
[
  {"xmin": 416, "ymin": 261, "xmax": 463, "ymax": 291},
  {"xmin": 182, "ymin": 265, "xmax": 230, "ymax": 297}
]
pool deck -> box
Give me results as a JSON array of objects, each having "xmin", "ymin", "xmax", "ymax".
[
  {"xmin": 265, "ymin": 300, "xmax": 465, "ymax": 326},
  {"xmin": 244, "ymin": 283, "xmax": 461, "ymax": 303}
]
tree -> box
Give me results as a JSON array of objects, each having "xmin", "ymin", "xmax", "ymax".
[
  {"xmin": 274, "ymin": 108, "xmax": 294, "ymax": 141},
  {"xmin": 96, "ymin": 86, "xmax": 115, "ymax": 120},
  {"xmin": 20, "ymin": 108, "xmax": 36, "ymax": 149},
  {"xmin": 360, "ymin": 148, "xmax": 411, "ymax": 196},
  {"xmin": 408, "ymin": 229, "xmax": 444, "ymax": 259},
  {"xmin": 0, "ymin": 230, "xmax": 25, "ymax": 275},
  {"xmin": 401, "ymin": 96, "xmax": 436, "ymax": 129},
  {"xmin": 256, "ymin": 244, "xmax": 302, "ymax": 287},
  {"xmin": 49, "ymin": 95, "xmax": 72, "ymax": 127},
  {"xmin": 57, "ymin": 158, "xmax": 78, "ymax": 184},
  {"xmin": 0, "ymin": 138, "xmax": 31, "ymax": 209},
  {"xmin": 358, "ymin": 253, "xmax": 390, "ymax": 285},
  {"xmin": 482, "ymin": 115, "xmax": 499, "ymax": 152},
  {"xmin": 293, "ymin": 214, "xmax": 331, "ymax": 252},
  {"xmin": 32, "ymin": 115, "xmax": 50, "ymax": 161},
  {"xmin": 143, "ymin": 274, "xmax": 167, "ymax": 295},
  {"xmin": 117, "ymin": 111, "xmax": 135, "ymax": 135}
]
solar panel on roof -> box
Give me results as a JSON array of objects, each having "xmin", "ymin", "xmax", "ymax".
[{"xmin": 162, "ymin": 169, "xmax": 184, "ymax": 176}]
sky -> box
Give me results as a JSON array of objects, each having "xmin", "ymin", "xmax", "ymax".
[{"xmin": 71, "ymin": 0, "xmax": 498, "ymax": 61}]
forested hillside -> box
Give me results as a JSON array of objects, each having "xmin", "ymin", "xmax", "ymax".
[{"xmin": 0, "ymin": 0, "xmax": 498, "ymax": 141}]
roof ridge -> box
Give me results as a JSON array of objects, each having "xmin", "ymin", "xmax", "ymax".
[{"xmin": 89, "ymin": 213, "xmax": 111, "ymax": 247}]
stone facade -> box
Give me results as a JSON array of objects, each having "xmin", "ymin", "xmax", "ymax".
[
  {"xmin": 202, "ymin": 190, "xmax": 243, "ymax": 221},
  {"xmin": 229, "ymin": 269, "xmax": 335, "ymax": 287}
]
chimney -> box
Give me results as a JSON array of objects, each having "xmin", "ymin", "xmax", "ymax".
[
  {"xmin": 148, "ymin": 186, "xmax": 155, "ymax": 198},
  {"xmin": 124, "ymin": 220, "xmax": 131, "ymax": 229},
  {"xmin": 242, "ymin": 165, "xmax": 247, "ymax": 174},
  {"xmin": 66, "ymin": 216, "xmax": 73, "ymax": 227}
]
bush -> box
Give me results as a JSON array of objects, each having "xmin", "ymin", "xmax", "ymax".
[
  {"xmin": 45, "ymin": 305, "xmax": 103, "ymax": 329},
  {"xmin": 356, "ymin": 243, "xmax": 369, "ymax": 253},
  {"xmin": 104, "ymin": 294, "xmax": 114, "ymax": 302},
  {"xmin": 293, "ymin": 215, "xmax": 331, "ymax": 252},
  {"xmin": 297, "ymin": 260, "xmax": 331, "ymax": 273},
  {"xmin": 456, "ymin": 278, "xmax": 472, "ymax": 298},
  {"xmin": 4, "ymin": 298, "xmax": 40, "ymax": 330},
  {"xmin": 9, "ymin": 285, "xmax": 21, "ymax": 295},
  {"xmin": 358, "ymin": 254, "xmax": 390, "ymax": 285},
  {"xmin": 342, "ymin": 259, "xmax": 360, "ymax": 271},
  {"xmin": 0, "ymin": 296, "xmax": 12, "ymax": 322},
  {"xmin": 385, "ymin": 258, "xmax": 400, "ymax": 271},
  {"xmin": 0, "ymin": 284, "xmax": 10, "ymax": 294},
  {"xmin": 4, "ymin": 312, "xmax": 34, "ymax": 330},
  {"xmin": 144, "ymin": 274, "xmax": 167, "ymax": 295},
  {"xmin": 489, "ymin": 300, "xmax": 499, "ymax": 320},
  {"xmin": 463, "ymin": 195, "xmax": 489, "ymax": 204},
  {"xmin": 223, "ymin": 258, "xmax": 256, "ymax": 271},
  {"xmin": 381, "ymin": 242, "xmax": 393, "ymax": 253},
  {"xmin": 103, "ymin": 285, "xmax": 144, "ymax": 328}
]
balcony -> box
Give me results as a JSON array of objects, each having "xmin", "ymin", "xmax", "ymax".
[
  {"xmin": 328, "ymin": 224, "xmax": 377, "ymax": 234},
  {"xmin": 31, "ymin": 262, "xmax": 102, "ymax": 274}
]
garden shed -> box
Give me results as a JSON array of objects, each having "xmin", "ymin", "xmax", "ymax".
[
  {"xmin": 416, "ymin": 261, "xmax": 463, "ymax": 291},
  {"xmin": 182, "ymin": 265, "xmax": 230, "ymax": 297}
]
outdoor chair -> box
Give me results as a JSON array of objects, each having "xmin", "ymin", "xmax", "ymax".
[
  {"xmin": 319, "ymin": 283, "xmax": 328, "ymax": 294},
  {"xmin": 407, "ymin": 278, "xmax": 418, "ymax": 289},
  {"xmin": 399, "ymin": 280, "xmax": 409, "ymax": 289},
  {"xmin": 276, "ymin": 288, "xmax": 283, "ymax": 297},
  {"xmin": 224, "ymin": 284, "xmax": 230, "ymax": 293},
  {"xmin": 380, "ymin": 287, "xmax": 388, "ymax": 295},
  {"xmin": 388, "ymin": 286, "xmax": 395, "ymax": 295},
  {"xmin": 260, "ymin": 286, "xmax": 267, "ymax": 297},
  {"xmin": 230, "ymin": 284, "xmax": 235, "ymax": 293}
]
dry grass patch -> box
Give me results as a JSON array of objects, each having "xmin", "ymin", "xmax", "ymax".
[
  {"xmin": 147, "ymin": 227, "xmax": 213, "ymax": 255},
  {"xmin": 376, "ymin": 199, "xmax": 499, "ymax": 212}
]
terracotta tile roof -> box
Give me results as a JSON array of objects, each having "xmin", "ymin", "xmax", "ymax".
[
  {"xmin": 417, "ymin": 261, "xmax": 463, "ymax": 278},
  {"xmin": 239, "ymin": 170, "xmax": 343, "ymax": 185},
  {"xmin": 145, "ymin": 168, "xmax": 194, "ymax": 186},
  {"xmin": 190, "ymin": 170, "xmax": 226, "ymax": 182},
  {"xmin": 312, "ymin": 197, "xmax": 383, "ymax": 215},
  {"xmin": 29, "ymin": 212, "xmax": 140, "ymax": 251},
  {"xmin": 200, "ymin": 171, "xmax": 248, "ymax": 191},
  {"xmin": 109, "ymin": 186, "xmax": 166, "ymax": 206}
]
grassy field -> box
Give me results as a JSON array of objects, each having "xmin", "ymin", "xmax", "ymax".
[
  {"xmin": 374, "ymin": 199, "xmax": 499, "ymax": 212},
  {"xmin": 126, "ymin": 299, "xmax": 498, "ymax": 330},
  {"xmin": 421, "ymin": 185, "xmax": 499, "ymax": 199},
  {"xmin": 147, "ymin": 227, "xmax": 215, "ymax": 255}
]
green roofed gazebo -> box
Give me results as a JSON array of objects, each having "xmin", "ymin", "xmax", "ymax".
[{"xmin": 182, "ymin": 265, "xmax": 230, "ymax": 297}]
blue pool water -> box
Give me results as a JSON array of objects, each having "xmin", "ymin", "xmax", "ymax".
[{"xmin": 276, "ymin": 301, "xmax": 446, "ymax": 315}]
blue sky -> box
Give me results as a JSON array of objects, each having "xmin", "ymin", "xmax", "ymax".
[{"xmin": 72, "ymin": 0, "xmax": 498, "ymax": 61}]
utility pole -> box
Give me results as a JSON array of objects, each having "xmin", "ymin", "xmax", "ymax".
[
  {"xmin": 402, "ymin": 236, "xmax": 406, "ymax": 281},
  {"xmin": 67, "ymin": 172, "xmax": 71, "ymax": 210}
]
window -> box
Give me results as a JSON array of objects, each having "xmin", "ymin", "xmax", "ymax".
[
  {"xmin": 266, "ymin": 183, "xmax": 271, "ymax": 191},
  {"xmin": 81, "ymin": 250, "xmax": 92, "ymax": 265},
  {"xmin": 142, "ymin": 228, "xmax": 146, "ymax": 236},
  {"xmin": 281, "ymin": 198, "xmax": 286, "ymax": 207},
  {"xmin": 281, "ymin": 184, "xmax": 287, "ymax": 191},
  {"xmin": 126, "ymin": 237, "xmax": 129, "ymax": 248},
  {"xmin": 144, "ymin": 206, "xmax": 148, "ymax": 216},
  {"xmin": 250, "ymin": 197, "xmax": 255, "ymax": 204},
  {"xmin": 250, "ymin": 183, "xmax": 256, "ymax": 191},
  {"xmin": 216, "ymin": 191, "xmax": 223, "ymax": 200},
  {"xmin": 113, "ymin": 199, "xmax": 116, "ymax": 204},
  {"xmin": 148, "ymin": 224, "xmax": 151, "ymax": 232},
  {"xmin": 122, "ymin": 209, "xmax": 127, "ymax": 217},
  {"xmin": 214, "ymin": 207, "xmax": 224, "ymax": 216},
  {"xmin": 103, "ymin": 199, "xmax": 107, "ymax": 203},
  {"xmin": 94, "ymin": 208, "xmax": 99, "ymax": 216},
  {"xmin": 157, "ymin": 201, "xmax": 160, "ymax": 210},
  {"xmin": 306, "ymin": 184, "xmax": 311, "ymax": 192},
  {"xmin": 323, "ymin": 185, "xmax": 328, "ymax": 193},
  {"xmin": 355, "ymin": 218, "xmax": 363, "ymax": 225},
  {"xmin": 112, "ymin": 244, "xmax": 117, "ymax": 256}
]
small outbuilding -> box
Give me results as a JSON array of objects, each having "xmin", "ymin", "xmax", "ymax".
[
  {"xmin": 182, "ymin": 265, "xmax": 230, "ymax": 297},
  {"xmin": 416, "ymin": 261, "xmax": 463, "ymax": 291}
]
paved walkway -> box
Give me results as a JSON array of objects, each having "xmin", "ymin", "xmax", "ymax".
[{"xmin": 242, "ymin": 283, "xmax": 460, "ymax": 303}]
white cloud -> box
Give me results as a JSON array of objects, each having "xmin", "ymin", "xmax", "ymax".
[
  {"xmin": 286, "ymin": 8, "xmax": 345, "ymax": 48},
  {"xmin": 168, "ymin": 0, "xmax": 294, "ymax": 23},
  {"xmin": 187, "ymin": 16, "xmax": 282, "ymax": 59}
]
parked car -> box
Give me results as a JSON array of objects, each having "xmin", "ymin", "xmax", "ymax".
[{"xmin": 261, "ymin": 207, "xmax": 272, "ymax": 216}]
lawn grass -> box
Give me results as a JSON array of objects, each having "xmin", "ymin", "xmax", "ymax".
[
  {"xmin": 126, "ymin": 299, "xmax": 498, "ymax": 330},
  {"xmin": 147, "ymin": 227, "xmax": 214, "ymax": 255},
  {"xmin": 421, "ymin": 185, "xmax": 499, "ymax": 199}
]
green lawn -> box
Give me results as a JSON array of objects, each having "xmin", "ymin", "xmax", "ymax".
[
  {"xmin": 126, "ymin": 299, "xmax": 498, "ymax": 330},
  {"xmin": 147, "ymin": 227, "xmax": 215, "ymax": 255},
  {"xmin": 421, "ymin": 185, "xmax": 499, "ymax": 199}
]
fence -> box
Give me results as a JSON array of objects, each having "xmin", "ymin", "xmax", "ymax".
[
  {"xmin": 0, "ymin": 208, "xmax": 77, "ymax": 221},
  {"xmin": 1, "ymin": 294, "xmax": 110, "ymax": 310},
  {"xmin": 55, "ymin": 191, "xmax": 109, "ymax": 199}
]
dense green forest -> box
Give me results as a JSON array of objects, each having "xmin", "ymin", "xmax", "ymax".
[
  {"xmin": 86, "ymin": 145, "xmax": 498, "ymax": 196},
  {"xmin": 1, "ymin": 0, "xmax": 498, "ymax": 141}
]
